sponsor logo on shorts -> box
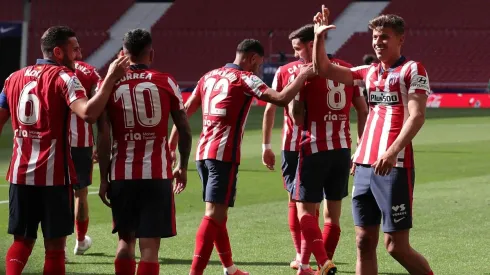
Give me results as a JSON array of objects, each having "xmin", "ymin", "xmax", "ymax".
[
  {"xmin": 391, "ymin": 204, "xmax": 408, "ymax": 223},
  {"xmin": 369, "ymin": 91, "xmax": 399, "ymax": 105}
]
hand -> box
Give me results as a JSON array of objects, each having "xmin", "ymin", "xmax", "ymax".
[
  {"xmin": 262, "ymin": 148, "xmax": 276, "ymax": 170},
  {"xmin": 313, "ymin": 5, "xmax": 337, "ymax": 37},
  {"xmin": 107, "ymin": 56, "xmax": 130, "ymax": 81},
  {"xmin": 173, "ymin": 167, "xmax": 187, "ymax": 194},
  {"xmin": 299, "ymin": 63, "xmax": 315, "ymax": 79},
  {"xmin": 92, "ymin": 150, "xmax": 99, "ymax": 164},
  {"xmin": 372, "ymin": 151, "xmax": 397, "ymax": 176},
  {"xmin": 98, "ymin": 180, "xmax": 111, "ymax": 207}
]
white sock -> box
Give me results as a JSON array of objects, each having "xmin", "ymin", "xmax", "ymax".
[
  {"xmin": 300, "ymin": 264, "xmax": 310, "ymax": 270},
  {"xmin": 225, "ymin": 265, "xmax": 238, "ymax": 274},
  {"xmin": 296, "ymin": 253, "xmax": 301, "ymax": 262}
]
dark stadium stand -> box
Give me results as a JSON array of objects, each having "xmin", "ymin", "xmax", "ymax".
[
  {"xmin": 0, "ymin": 0, "xmax": 23, "ymax": 21},
  {"xmin": 151, "ymin": 0, "xmax": 352, "ymax": 82},
  {"xmin": 335, "ymin": 0, "xmax": 490, "ymax": 89},
  {"xmin": 27, "ymin": 0, "xmax": 134, "ymax": 64}
]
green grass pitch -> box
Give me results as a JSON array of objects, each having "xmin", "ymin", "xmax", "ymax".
[{"xmin": 0, "ymin": 107, "xmax": 489, "ymax": 274}]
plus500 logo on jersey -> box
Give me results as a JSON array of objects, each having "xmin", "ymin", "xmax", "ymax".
[{"xmin": 369, "ymin": 91, "xmax": 399, "ymax": 105}]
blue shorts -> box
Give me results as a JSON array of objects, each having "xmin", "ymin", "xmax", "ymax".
[
  {"xmin": 352, "ymin": 165, "xmax": 415, "ymax": 232},
  {"xmin": 196, "ymin": 160, "xmax": 238, "ymax": 207},
  {"xmin": 281, "ymin": 150, "xmax": 299, "ymax": 193},
  {"xmin": 71, "ymin": 146, "xmax": 93, "ymax": 190},
  {"xmin": 292, "ymin": 149, "xmax": 351, "ymax": 203}
]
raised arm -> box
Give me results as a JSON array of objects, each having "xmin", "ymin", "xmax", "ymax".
[
  {"xmin": 312, "ymin": 5, "xmax": 354, "ymax": 85},
  {"xmin": 259, "ymin": 64, "xmax": 313, "ymax": 107},
  {"xmin": 70, "ymin": 56, "xmax": 129, "ymax": 124}
]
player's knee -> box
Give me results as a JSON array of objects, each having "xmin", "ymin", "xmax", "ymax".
[
  {"xmin": 384, "ymin": 232, "xmax": 410, "ymax": 258},
  {"xmin": 356, "ymin": 231, "xmax": 377, "ymax": 253},
  {"xmin": 323, "ymin": 200, "xmax": 342, "ymax": 225},
  {"xmin": 13, "ymin": 236, "xmax": 35, "ymax": 250},
  {"xmin": 204, "ymin": 202, "xmax": 228, "ymax": 222},
  {"xmin": 74, "ymin": 187, "xmax": 88, "ymax": 199},
  {"xmin": 44, "ymin": 237, "xmax": 66, "ymax": 251}
]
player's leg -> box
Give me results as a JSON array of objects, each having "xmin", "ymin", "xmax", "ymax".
[
  {"xmin": 41, "ymin": 185, "xmax": 75, "ymax": 275},
  {"xmin": 136, "ymin": 179, "xmax": 177, "ymax": 275},
  {"xmin": 72, "ymin": 146, "xmax": 94, "ymax": 255},
  {"xmin": 293, "ymin": 152, "xmax": 336, "ymax": 274},
  {"xmin": 373, "ymin": 168, "xmax": 433, "ymax": 275},
  {"xmin": 6, "ymin": 184, "xmax": 37, "ymax": 275},
  {"xmin": 352, "ymin": 165, "xmax": 381, "ymax": 274},
  {"xmin": 110, "ymin": 180, "xmax": 138, "ymax": 275},
  {"xmin": 322, "ymin": 149, "xmax": 351, "ymax": 260},
  {"xmin": 282, "ymin": 150, "xmax": 302, "ymax": 269}
]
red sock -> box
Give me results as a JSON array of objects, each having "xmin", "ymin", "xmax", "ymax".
[
  {"xmin": 316, "ymin": 209, "xmax": 320, "ymax": 220},
  {"xmin": 300, "ymin": 232, "xmax": 312, "ymax": 265},
  {"xmin": 115, "ymin": 258, "xmax": 136, "ymax": 275},
  {"xmin": 190, "ymin": 216, "xmax": 220, "ymax": 274},
  {"xmin": 427, "ymin": 272, "xmax": 434, "ymax": 275},
  {"xmin": 300, "ymin": 214, "xmax": 329, "ymax": 266},
  {"xmin": 43, "ymin": 250, "xmax": 65, "ymax": 275},
  {"xmin": 6, "ymin": 239, "xmax": 33, "ymax": 275},
  {"xmin": 137, "ymin": 261, "xmax": 159, "ymax": 275},
  {"xmin": 215, "ymin": 217, "xmax": 234, "ymax": 268},
  {"xmin": 322, "ymin": 223, "xmax": 341, "ymax": 259},
  {"xmin": 75, "ymin": 218, "xmax": 89, "ymax": 242},
  {"xmin": 288, "ymin": 202, "xmax": 301, "ymax": 254}
]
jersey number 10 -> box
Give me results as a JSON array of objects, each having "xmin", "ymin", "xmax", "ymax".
[{"xmin": 115, "ymin": 82, "xmax": 162, "ymax": 128}]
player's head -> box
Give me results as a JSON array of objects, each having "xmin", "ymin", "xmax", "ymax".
[
  {"xmin": 368, "ymin": 14, "xmax": 405, "ymax": 63},
  {"xmin": 235, "ymin": 39, "xmax": 264, "ymax": 74},
  {"xmin": 41, "ymin": 26, "xmax": 79, "ymax": 70},
  {"xmin": 362, "ymin": 54, "xmax": 377, "ymax": 65},
  {"xmin": 123, "ymin": 29, "xmax": 153, "ymax": 65},
  {"xmin": 289, "ymin": 24, "xmax": 314, "ymax": 63}
]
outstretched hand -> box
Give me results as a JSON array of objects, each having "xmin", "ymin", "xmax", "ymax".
[{"xmin": 313, "ymin": 5, "xmax": 337, "ymax": 37}]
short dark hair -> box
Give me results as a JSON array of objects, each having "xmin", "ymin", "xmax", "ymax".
[
  {"xmin": 236, "ymin": 39, "xmax": 264, "ymax": 57},
  {"xmin": 41, "ymin": 26, "xmax": 76, "ymax": 54},
  {"xmin": 369, "ymin": 14, "xmax": 405, "ymax": 35},
  {"xmin": 123, "ymin": 29, "xmax": 152, "ymax": 58},
  {"xmin": 363, "ymin": 54, "xmax": 377, "ymax": 65},
  {"xmin": 288, "ymin": 24, "xmax": 314, "ymax": 42}
]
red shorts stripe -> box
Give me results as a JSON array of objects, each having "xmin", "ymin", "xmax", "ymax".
[
  {"xmin": 406, "ymin": 169, "xmax": 413, "ymax": 216},
  {"xmin": 224, "ymin": 164, "xmax": 237, "ymax": 205}
]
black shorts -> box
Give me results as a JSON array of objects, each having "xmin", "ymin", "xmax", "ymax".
[
  {"xmin": 281, "ymin": 150, "xmax": 299, "ymax": 193},
  {"xmin": 196, "ymin": 160, "xmax": 238, "ymax": 207},
  {"xmin": 71, "ymin": 146, "xmax": 93, "ymax": 190},
  {"xmin": 352, "ymin": 165, "xmax": 415, "ymax": 232},
  {"xmin": 8, "ymin": 184, "xmax": 74, "ymax": 239},
  {"xmin": 110, "ymin": 179, "xmax": 176, "ymax": 238},
  {"xmin": 292, "ymin": 149, "xmax": 351, "ymax": 203}
]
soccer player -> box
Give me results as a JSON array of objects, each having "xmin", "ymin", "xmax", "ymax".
[
  {"xmin": 261, "ymin": 25, "xmax": 316, "ymax": 274},
  {"xmin": 313, "ymin": 6, "xmax": 434, "ymax": 275},
  {"xmin": 168, "ymin": 39, "xmax": 314, "ymax": 275},
  {"xmin": 68, "ymin": 48, "xmax": 103, "ymax": 256},
  {"xmin": 96, "ymin": 29, "xmax": 192, "ymax": 275},
  {"xmin": 0, "ymin": 26, "xmax": 129, "ymax": 275}
]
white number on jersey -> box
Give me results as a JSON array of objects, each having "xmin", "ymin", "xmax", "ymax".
[
  {"xmin": 114, "ymin": 82, "xmax": 162, "ymax": 128},
  {"xmin": 203, "ymin": 78, "xmax": 229, "ymax": 116},
  {"xmin": 326, "ymin": 80, "xmax": 346, "ymax": 110},
  {"xmin": 17, "ymin": 81, "xmax": 40, "ymax": 125}
]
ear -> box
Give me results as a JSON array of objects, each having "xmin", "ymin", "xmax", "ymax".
[
  {"xmin": 399, "ymin": 34, "xmax": 405, "ymax": 46},
  {"xmin": 308, "ymin": 40, "xmax": 314, "ymax": 49},
  {"xmin": 53, "ymin": 46, "xmax": 63, "ymax": 59}
]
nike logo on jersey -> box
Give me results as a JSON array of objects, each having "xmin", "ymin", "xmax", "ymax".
[{"xmin": 0, "ymin": 26, "xmax": 16, "ymax": 33}]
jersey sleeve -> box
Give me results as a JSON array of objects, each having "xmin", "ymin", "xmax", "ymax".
[
  {"xmin": 89, "ymin": 68, "xmax": 103, "ymax": 96},
  {"xmin": 406, "ymin": 62, "xmax": 431, "ymax": 96},
  {"xmin": 350, "ymin": 65, "xmax": 371, "ymax": 88},
  {"xmin": 241, "ymin": 73, "xmax": 269, "ymax": 98},
  {"xmin": 58, "ymin": 70, "xmax": 87, "ymax": 105},
  {"xmin": 165, "ymin": 75, "xmax": 184, "ymax": 111},
  {"xmin": 272, "ymin": 67, "xmax": 283, "ymax": 92},
  {"xmin": 0, "ymin": 89, "xmax": 8, "ymax": 110}
]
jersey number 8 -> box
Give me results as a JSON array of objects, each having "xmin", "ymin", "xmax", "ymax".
[
  {"xmin": 326, "ymin": 80, "xmax": 346, "ymax": 110},
  {"xmin": 115, "ymin": 82, "xmax": 162, "ymax": 128}
]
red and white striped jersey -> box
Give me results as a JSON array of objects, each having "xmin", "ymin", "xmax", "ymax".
[
  {"xmin": 69, "ymin": 61, "xmax": 102, "ymax": 147},
  {"xmin": 272, "ymin": 60, "xmax": 304, "ymax": 152},
  {"xmin": 299, "ymin": 58, "xmax": 362, "ymax": 155},
  {"xmin": 2, "ymin": 59, "xmax": 87, "ymax": 186},
  {"xmin": 193, "ymin": 64, "xmax": 269, "ymax": 164},
  {"xmin": 106, "ymin": 65, "xmax": 184, "ymax": 181},
  {"xmin": 351, "ymin": 57, "xmax": 431, "ymax": 168}
]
